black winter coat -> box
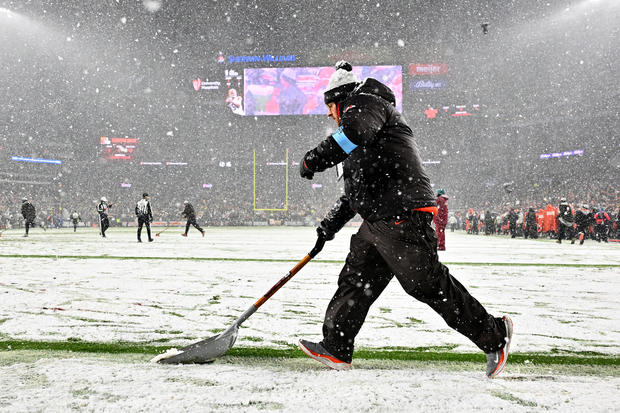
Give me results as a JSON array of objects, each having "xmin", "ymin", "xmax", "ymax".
[
  {"xmin": 508, "ymin": 210, "xmax": 518, "ymax": 224},
  {"xmin": 526, "ymin": 208, "xmax": 537, "ymax": 227},
  {"xmin": 182, "ymin": 203, "xmax": 196, "ymax": 220},
  {"xmin": 575, "ymin": 209, "xmax": 592, "ymax": 227},
  {"xmin": 558, "ymin": 202, "xmax": 574, "ymax": 225},
  {"xmin": 21, "ymin": 202, "xmax": 36, "ymax": 221},
  {"xmin": 305, "ymin": 78, "xmax": 435, "ymax": 224}
]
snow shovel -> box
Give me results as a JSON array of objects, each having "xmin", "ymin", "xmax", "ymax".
[
  {"xmin": 153, "ymin": 235, "xmax": 326, "ymax": 364},
  {"xmin": 154, "ymin": 225, "xmax": 171, "ymax": 237}
]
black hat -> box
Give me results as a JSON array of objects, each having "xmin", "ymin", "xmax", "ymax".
[{"xmin": 143, "ymin": 193, "xmax": 149, "ymax": 198}]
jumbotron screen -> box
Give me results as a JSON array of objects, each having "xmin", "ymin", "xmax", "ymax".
[
  {"xmin": 244, "ymin": 65, "xmax": 402, "ymax": 115},
  {"xmin": 100, "ymin": 137, "xmax": 138, "ymax": 161},
  {"xmin": 191, "ymin": 68, "xmax": 244, "ymax": 115}
]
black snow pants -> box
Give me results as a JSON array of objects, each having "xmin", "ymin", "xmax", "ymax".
[
  {"xmin": 99, "ymin": 215, "xmax": 109, "ymax": 237},
  {"xmin": 509, "ymin": 221, "xmax": 518, "ymax": 238},
  {"xmin": 558, "ymin": 223, "xmax": 573, "ymax": 242},
  {"xmin": 321, "ymin": 212, "xmax": 507, "ymax": 363},
  {"xmin": 137, "ymin": 216, "xmax": 152, "ymax": 241},
  {"xmin": 576, "ymin": 223, "xmax": 589, "ymax": 244},
  {"xmin": 185, "ymin": 218, "xmax": 203, "ymax": 235},
  {"xmin": 595, "ymin": 223, "xmax": 608, "ymax": 242},
  {"xmin": 25, "ymin": 219, "xmax": 35, "ymax": 235},
  {"xmin": 524, "ymin": 223, "xmax": 538, "ymax": 239}
]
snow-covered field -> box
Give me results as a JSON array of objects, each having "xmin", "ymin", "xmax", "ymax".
[{"xmin": 0, "ymin": 226, "xmax": 618, "ymax": 412}]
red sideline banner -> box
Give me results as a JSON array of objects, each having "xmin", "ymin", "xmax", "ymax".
[
  {"xmin": 152, "ymin": 221, "xmax": 184, "ymax": 227},
  {"xmin": 409, "ymin": 63, "xmax": 449, "ymax": 75}
]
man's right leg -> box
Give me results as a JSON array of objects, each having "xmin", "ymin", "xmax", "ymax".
[
  {"xmin": 192, "ymin": 219, "xmax": 204, "ymax": 233},
  {"xmin": 320, "ymin": 226, "xmax": 394, "ymax": 363},
  {"xmin": 137, "ymin": 219, "xmax": 143, "ymax": 242}
]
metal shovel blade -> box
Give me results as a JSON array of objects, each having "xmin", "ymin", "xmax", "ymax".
[
  {"xmin": 156, "ymin": 324, "xmax": 239, "ymax": 364},
  {"xmin": 154, "ymin": 240, "xmax": 325, "ymax": 365}
]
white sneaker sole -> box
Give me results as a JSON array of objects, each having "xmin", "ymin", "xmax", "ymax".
[
  {"xmin": 489, "ymin": 316, "xmax": 514, "ymax": 378},
  {"xmin": 298, "ymin": 340, "xmax": 352, "ymax": 371}
]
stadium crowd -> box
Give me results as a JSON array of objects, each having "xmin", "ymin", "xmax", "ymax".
[
  {"xmin": 0, "ymin": 186, "xmax": 341, "ymax": 230},
  {"xmin": 452, "ymin": 183, "xmax": 619, "ymax": 242},
  {"xmin": 1, "ymin": 180, "xmax": 617, "ymax": 243}
]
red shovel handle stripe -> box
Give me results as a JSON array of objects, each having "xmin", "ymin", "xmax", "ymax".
[{"xmin": 253, "ymin": 254, "xmax": 312, "ymax": 308}]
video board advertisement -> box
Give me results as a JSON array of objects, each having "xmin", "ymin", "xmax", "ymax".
[
  {"xmin": 100, "ymin": 137, "xmax": 138, "ymax": 161},
  {"xmin": 423, "ymin": 104, "xmax": 482, "ymax": 119},
  {"xmin": 409, "ymin": 63, "xmax": 449, "ymax": 91},
  {"xmin": 191, "ymin": 68, "xmax": 244, "ymax": 115},
  {"xmin": 409, "ymin": 63, "xmax": 449, "ymax": 76},
  {"xmin": 244, "ymin": 65, "xmax": 402, "ymax": 116}
]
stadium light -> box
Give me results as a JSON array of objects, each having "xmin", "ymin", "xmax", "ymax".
[
  {"xmin": 0, "ymin": 7, "xmax": 18, "ymax": 20},
  {"xmin": 11, "ymin": 156, "xmax": 62, "ymax": 165}
]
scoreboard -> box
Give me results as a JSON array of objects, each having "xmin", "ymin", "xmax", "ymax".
[{"xmin": 100, "ymin": 137, "xmax": 137, "ymax": 161}]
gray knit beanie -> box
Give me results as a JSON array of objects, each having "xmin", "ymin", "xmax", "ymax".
[{"xmin": 323, "ymin": 61, "xmax": 359, "ymax": 105}]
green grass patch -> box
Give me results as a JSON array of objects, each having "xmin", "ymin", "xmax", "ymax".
[
  {"xmin": 0, "ymin": 254, "xmax": 617, "ymax": 268},
  {"xmin": 154, "ymin": 330, "xmax": 184, "ymax": 335},
  {"xmin": 0, "ymin": 340, "xmax": 618, "ymax": 367},
  {"xmin": 242, "ymin": 336, "xmax": 264, "ymax": 342},
  {"xmin": 72, "ymin": 317, "xmax": 114, "ymax": 324},
  {"xmin": 490, "ymin": 390, "xmax": 538, "ymax": 407},
  {"xmin": 284, "ymin": 309, "xmax": 306, "ymax": 315},
  {"xmin": 165, "ymin": 312, "xmax": 185, "ymax": 318},
  {"xmin": 165, "ymin": 376, "xmax": 218, "ymax": 387}
]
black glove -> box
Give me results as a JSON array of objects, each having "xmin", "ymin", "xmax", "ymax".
[
  {"xmin": 300, "ymin": 135, "xmax": 349, "ymax": 180},
  {"xmin": 299, "ymin": 151, "xmax": 316, "ymax": 180},
  {"xmin": 317, "ymin": 223, "xmax": 335, "ymax": 241}
]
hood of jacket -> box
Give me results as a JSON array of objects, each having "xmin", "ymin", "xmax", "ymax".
[{"xmin": 350, "ymin": 78, "xmax": 396, "ymax": 107}]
